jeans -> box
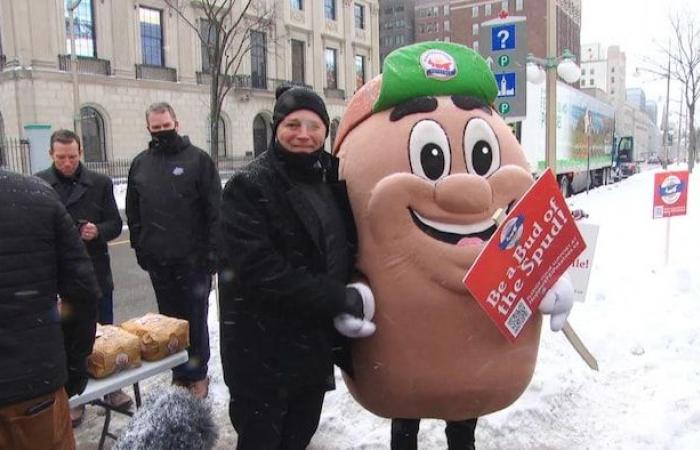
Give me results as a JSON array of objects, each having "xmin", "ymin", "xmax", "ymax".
[
  {"xmin": 97, "ymin": 290, "xmax": 113, "ymax": 325},
  {"xmin": 148, "ymin": 264, "xmax": 211, "ymax": 383}
]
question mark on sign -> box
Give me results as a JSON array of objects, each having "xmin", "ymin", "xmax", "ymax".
[{"xmin": 497, "ymin": 30, "xmax": 509, "ymax": 49}]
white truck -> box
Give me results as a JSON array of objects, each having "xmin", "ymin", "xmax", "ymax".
[{"xmin": 517, "ymin": 80, "xmax": 616, "ymax": 196}]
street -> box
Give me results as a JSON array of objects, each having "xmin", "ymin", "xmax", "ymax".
[{"xmin": 108, "ymin": 227, "xmax": 158, "ymax": 324}]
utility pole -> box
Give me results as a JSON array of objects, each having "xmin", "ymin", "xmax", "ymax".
[
  {"xmin": 677, "ymin": 88, "xmax": 684, "ymax": 163},
  {"xmin": 545, "ymin": 0, "xmax": 557, "ymax": 171},
  {"xmin": 661, "ymin": 42, "xmax": 671, "ymax": 169},
  {"xmin": 67, "ymin": 0, "xmax": 83, "ymax": 138}
]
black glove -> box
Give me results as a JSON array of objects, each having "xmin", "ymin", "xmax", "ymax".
[
  {"xmin": 65, "ymin": 368, "xmax": 89, "ymax": 397},
  {"xmin": 341, "ymin": 286, "xmax": 364, "ymax": 319}
]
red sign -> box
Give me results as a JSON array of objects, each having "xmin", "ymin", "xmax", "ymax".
[
  {"xmin": 463, "ymin": 169, "xmax": 586, "ymax": 343},
  {"xmin": 653, "ymin": 170, "xmax": 689, "ymax": 219}
]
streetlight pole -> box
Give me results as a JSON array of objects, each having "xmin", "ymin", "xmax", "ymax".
[
  {"xmin": 545, "ymin": 0, "xmax": 557, "ymax": 171},
  {"xmin": 67, "ymin": 0, "xmax": 83, "ymax": 138},
  {"xmin": 661, "ymin": 43, "xmax": 671, "ymax": 169}
]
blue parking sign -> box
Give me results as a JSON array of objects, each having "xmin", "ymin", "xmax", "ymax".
[{"xmin": 491, "ymin": 24, "xmax": 516, "ymax": 51}]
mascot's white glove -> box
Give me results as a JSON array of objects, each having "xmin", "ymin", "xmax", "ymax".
[
  {"xmin": 538, "ymin": 272, "xmax": 574, "ymax": 332},
  {"xmin": 334, "ymin": 282, "xmax": 376, "ymax": 338}
]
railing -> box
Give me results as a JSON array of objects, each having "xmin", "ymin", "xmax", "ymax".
[
  {"xmin": 58, "ymin": 55, "xmax": 111, "ymax": 75},
  {"xmin": 324, "ymin": 88, "xmax": 346, "ymax": 100},
  {"xmin": 84, "ymin": 158, "xmax": 132, "ymax": 180},
  {"xmin": 233, "ymin": 75, "xmax": 311, "ymax": 92},
  {"xmin": 0, "ymin": 137, "xmax": 31, "ymax": 175},
  {"xmin": 84, "ymin": 155, "xmax": 255, "ymax": 181},
  {"xmin": 135, "ymin": 64, "xmax": 177, "ymax": 82},
  {"xmin": 196, "ymin": 71, "xmax": 236, "ymax": 86}
]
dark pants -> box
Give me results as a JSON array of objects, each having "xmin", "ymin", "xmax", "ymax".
[
  {"xmin": 97, "ymin": 290, "xmax": 113, "ymax": 325},
  {"xmin": 228, "ymin": 388, "xmax": 326, "ymax": 450},
  {"xmin": 148, "ymin": 264, "xmax": 211, "ymax": 383},
  {"xmin": 391, "ymin": 417, "xmax": 478, "ymax": 450}
]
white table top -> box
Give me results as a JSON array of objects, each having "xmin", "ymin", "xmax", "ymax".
[{"xmin": 68, "ymin": 351, "xmax": 188, "ymax": 408}]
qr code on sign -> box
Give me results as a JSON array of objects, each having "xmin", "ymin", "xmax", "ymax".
[
  {"xmin": 653, "ymin": 206, "xmax": 664, "ymax": 219},
  {"xmin": 506, "ymin": 300, "xmax": 532, "ymax": 337}
]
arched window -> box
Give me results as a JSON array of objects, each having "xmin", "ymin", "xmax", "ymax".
[
  {"xmin": 80, "ymin": 106, "xmax": 106, "ymax": 162},
  {"xmin": 217, "ymin": 116, "xmax": 227, "ymax": 158},
  {"xmin": 330, "ymin": 118, "xmax": 340, "ymax": 151},
  {"xmin": 253, "ymin": 113, "xmax": 271, "ymax": 156}
]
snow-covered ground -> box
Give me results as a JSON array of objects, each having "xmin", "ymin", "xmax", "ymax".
[{"xmin": 80, "ymin": 165, "xmax": 699, "ymax": 449}]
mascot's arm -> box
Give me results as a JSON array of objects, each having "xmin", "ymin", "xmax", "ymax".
[{"xmin": 538, "ymin": 271, "xmax": 575, "ymax": 331}]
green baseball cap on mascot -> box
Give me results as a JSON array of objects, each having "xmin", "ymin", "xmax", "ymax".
[
  {"xmin": 334, "ymin": 41, "xmax": 499, "ymax": 152},
  {"xmin": 375, "ymin": 41, "xmax": 497, "ymax": 111}
]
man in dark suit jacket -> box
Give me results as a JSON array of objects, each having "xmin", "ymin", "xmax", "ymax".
[{"xmin": 36, "ymin": 129, "xmax": 129, "ymax": 425}]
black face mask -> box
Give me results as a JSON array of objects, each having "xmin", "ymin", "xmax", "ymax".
[{"xmin": 150, "ymin": 129, "xmax": 179, "ymax": 150}]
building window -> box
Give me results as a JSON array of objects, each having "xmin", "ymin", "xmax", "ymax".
[
  {"xmin": 472, "ymin": 23, "xmax": 479, "ymax": 36},
  {"xmin": 291, "ymin": 39, "xmax": 305, "ymax": 84},
  {"xmin": 65, "ymin": 0, "xmax": 96, "ymax": 57},
  {"xmin": 580, "ymin": 79, "xmax": 585, "ymax": 87},
  {"xmin": 472, "ymin": 6, "xmax": 478, "ymax": 17},
  {"xmin": 485, "ymin": 3, "xmax": 492, "ymax": 15},
  {"xmin": 355, "ymin": 4, "xmax": 365, "ymax": 30},
  {"xmin": 611, "ymin": 76, "xmax": 615, "ymax": 83},
  {"xmin": 590, "ymin": 68, "xmax": 595, "ymax": 74},
  {"xmin": 290, "ymin": 0, "xmax": 303, "ymax": 10},
  {"xmin": 216, "ymin": 116, "xmax": 227, "ymax": 158},
  {"xmin": 325, "ymin": 0, "xmax": 336, "ymax": 20},
  {"xmin": 473, "ymin": 41, "xmax": 479, "ymax": 52},
  {"xmin": 611, "ymin": 67, "xmax": 615, "ymax": 73},
  {"xmin": 139, "ymin": 7, "xmax": 163, "ymax": 66},
  {"xmin": 444, "ymin": 36, "xmax": 450, "ymax": 42},
  {"xmin": 200, "ymin": 19, "xmax": 217, "ymax": 73},
  {"xmin": 444, "ymin": 20, "xmax": 450, "ymax": 32},
  {"xmin": 80, "ymin": 106, "xmax": 106, "ymax": 162},
  {"xmin": 250, "ymin": 30, "xmax": 267, "ymax": 89},
  {"xmin": 253, "ymin": 113, "xmax": 270, "ymax": 156},
  {"xmin": 325, "ymin": 48, "xmax": 338, "ymax": 89},
  {"xmin": 516, "ymin": 0, "xmax": 524, "ymax": 11},
  {"xmin": 330, "ymin": 118, "xmax": 340, "ymax": 150},
  {"xmin": 501, "ymin": 0, "xmax": 509, "ymax": 11},
  {"xmin": 581, "ymin": 68, "xmax": 586, "ymax": 75},
  {"xmin": 355, "ymin": 55, "xmax": 366, "ymax": 90}
]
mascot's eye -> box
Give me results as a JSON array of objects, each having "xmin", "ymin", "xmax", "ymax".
[
  {"xmin": 409, "ymin": 120, "xmax": 451, "ymax": 181},
  {"xmin": 463, "ymin": 118, "xmax": 501, "ymax": 177}
]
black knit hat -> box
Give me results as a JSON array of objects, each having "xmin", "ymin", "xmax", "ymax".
[{"xmin": 272, "ymin": 85, "xmax": 330, "ymax": 139}]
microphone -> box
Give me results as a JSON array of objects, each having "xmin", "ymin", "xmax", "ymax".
[{"xmin": 115, "ymin": 386, "xmax": 218, "ymax": 450}]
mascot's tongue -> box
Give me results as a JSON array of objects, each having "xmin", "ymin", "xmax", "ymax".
[{"xmin": 456, "ymin": 237, "xmax": 484, "ymax": 247}]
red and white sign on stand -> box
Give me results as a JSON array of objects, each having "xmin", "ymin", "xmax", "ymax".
[
  {"xmin": 463, "ymin": 169, "xmax": 586, "ymax": 343},
  {"xmin": 653, "ymin": 170, "xmax": 689, "ymax": 219}
]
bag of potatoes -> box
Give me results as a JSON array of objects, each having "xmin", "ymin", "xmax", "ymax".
[
  {"xmin": 120, "ymin": 313, "xmax": 189, "ymax": 361},
  {"xmin": 88, "ymin": 324, "xmax": 142, "ymax": 379}
]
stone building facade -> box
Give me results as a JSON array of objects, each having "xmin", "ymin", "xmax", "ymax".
[{"xmin": 0, "ymin": 0, "xmax": 380, "ymax": 161}]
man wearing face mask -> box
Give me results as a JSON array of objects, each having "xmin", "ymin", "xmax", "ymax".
[
  {"xmin": 218, "ymin": 86, "xmax": 375, "ymax": 449},
  {"xmin": 126, "ymin": 102, "xmax": 221, "ymax": 399}
]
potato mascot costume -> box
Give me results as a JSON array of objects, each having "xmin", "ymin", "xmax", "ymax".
[{"xmin": 332, "ymin": 42, "xmax": 541, "ymax": 420}]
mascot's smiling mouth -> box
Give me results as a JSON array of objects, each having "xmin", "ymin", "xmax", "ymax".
[{"xmin": 409, "ymin": 209, "xmax": 497, "ymax": 245}]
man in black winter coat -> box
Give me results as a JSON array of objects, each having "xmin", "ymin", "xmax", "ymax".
[
  {"xmin": 0, "ymin": 169, "xmax": 100, "ymax": 450},
  {"xmin": 219, "ymin": 86, "xmax": 376, "ymax": 450},
  {"xmin": 126, "ymin": 102, "xmax": 221, "ymax": 399},
  {"xmin": 36, "ymin": 129, "xmax": 130, "ymax": 424}
]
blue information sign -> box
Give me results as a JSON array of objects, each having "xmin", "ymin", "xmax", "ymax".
[{"xmin": 491, "ymin": 24, "xmax": 516, "ymax": 51}]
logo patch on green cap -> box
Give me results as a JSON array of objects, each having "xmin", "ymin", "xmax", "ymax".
[{"xmin": 420, "ymin": 49, "xmax": 457, "ymax": 80}]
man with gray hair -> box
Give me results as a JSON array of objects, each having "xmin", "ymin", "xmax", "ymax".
[{"xmin": 126, "ymin": 102, "xmax": 221, "ymax": 399}]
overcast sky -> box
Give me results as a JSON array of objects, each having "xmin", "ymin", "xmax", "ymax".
[{"xmin": 580, "ymin": 0, "xmax": 700, "ymax": 119}]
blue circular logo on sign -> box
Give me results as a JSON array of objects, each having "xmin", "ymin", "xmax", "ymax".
[{"xmin": 499, "ymin": 214, "xmax": 525, "ymax": 250}]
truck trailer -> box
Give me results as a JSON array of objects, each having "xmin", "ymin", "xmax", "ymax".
[{"xmin": 516, "ymin": 80, "xmax": 616, "ymax": 196}]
